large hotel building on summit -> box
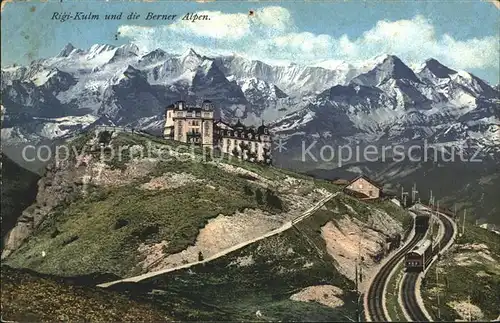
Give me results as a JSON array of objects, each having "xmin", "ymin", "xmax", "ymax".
[{"xmin": 163, "ymin": 100, "xmax": 272, "ymax": 164}]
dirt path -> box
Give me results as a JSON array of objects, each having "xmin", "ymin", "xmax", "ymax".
[{"xmin": 98, "ymin": 192, "xmax": 337, "ymax": 288}]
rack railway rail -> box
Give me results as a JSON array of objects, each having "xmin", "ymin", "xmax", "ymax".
[
  {"xmin": 402, "ymin": 207, "xmax": 456, "ymax": 322},
  {"xmin": 365, "ymin": 226, "xmax": 427, "ymax": 322}
]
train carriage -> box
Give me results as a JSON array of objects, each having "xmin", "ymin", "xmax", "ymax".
[
  {"xmin": 405, "ymin": 239, "xmax": 433, "ymax": 272},
  {"xmin": 414, "ymin": 215, "xmax": 430, "ymax": 233}
]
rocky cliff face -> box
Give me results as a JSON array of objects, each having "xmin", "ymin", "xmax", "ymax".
[{"xmin": 2, "ymin": 153, "xmax": 86, "ymax": 258}]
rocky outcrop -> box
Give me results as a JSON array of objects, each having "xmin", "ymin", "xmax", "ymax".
[
  {"xmin": 290, "ymin": 285, "xmax": 344, "ymax": 308},
  {"xmin": 2, "ymin": 131, "xmax": 104, "ymax": 258},
  {"xmin": 2, "ymin": 158, "xmax": 86, "ymax": 258}
]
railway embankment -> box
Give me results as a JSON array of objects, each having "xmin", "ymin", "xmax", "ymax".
[
  {"xmin": 421, "ymin": 222, "xmax": 500, "ymax": 321},
  {"xmin": 364, "ymin": 210, "xmax": 423, "ymax": 322},
  {"xmin": 398, "ymin": 204, "xmax": 456, "ymax": 322}
]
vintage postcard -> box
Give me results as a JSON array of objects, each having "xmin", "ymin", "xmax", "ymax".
[{"xmin": 1, "ymin": 0, "xmax": 499, "ymax": 322}]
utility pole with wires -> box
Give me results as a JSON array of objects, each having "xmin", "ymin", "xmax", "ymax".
[
  {"xmin": 462, "ymin": 209, "xmax": 467, "ymax": 237},
  {"xmin": 411, "ymin": 183, "xmax": 418, "ymax": 205},
  {"xmin": 429, "ymin": 190, "xmax": 434, "ymax": 207},
  {"xmin": 436, "ymin": 257, "xmax": 441, "ymax": 321},
  {"xmin": 430, "ymin": 214, "xmax": 434, "ymax": 243},
  {"xmin": 401, "ymin": 186, "xmax": 409, "ymax": 208},
  {"xmin": 467, "ymin": 295, "xmax": 472, "ymax": 321},
  {"xmin": 355, "ymin": 229, "xmax": 363, "ymax": 322},
  {"xmin": 435, "ymin": 201, "xmax": 440, "ymax": 243}
]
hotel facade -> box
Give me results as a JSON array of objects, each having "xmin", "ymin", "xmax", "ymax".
[{"xmin": 164, "ymin": 100, "xmax": 272, "ymax": 164}]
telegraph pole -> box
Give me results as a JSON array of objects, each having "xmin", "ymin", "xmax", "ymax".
[
  {"xmin": 411, "ymin": 183, "xmax": 419, "ymax": 205},
  {"xmin": 430, "ymin": 214, "xmax": 434, "ymax": 243},
  {"xmin": 355, "ymin": 260, "xmax": 359, "ymax": 322},
  {"xmin": 436, "ymin": 258, "xmax": 441, "ymax": 320},
  {"xmin": 462, "ymin": 209, "xmax": 467, "ymax": 236},
  {"xmin": 355, "ymin": 230, "xmax": 362, "ymax": 322},
  {"xmin": 467, "ymin": 295, "xmax": 471, "ymax": 321},
  {"xmin": 401, "ymin": 186, "xmax": 409, "ymax": 208},
  {"xmin": 435, "ymin": 201, "xmax": 440, "ymax": 242}
]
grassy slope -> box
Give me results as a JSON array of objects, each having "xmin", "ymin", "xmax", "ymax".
[
  {"xmin": 422, "ymin": 224, "xmax": 500, "ymax": 321},
  {"xmin": 385, "ymin": 261, "xmax": 406, "ymax": 322},
  {"xmin": 106, "ymin": 194, "xmax": 411, "ymax": 322},
  {"xmin": 2, "ymin": 131, "xmax": 414, "ymax": 322},
  {"xmin": 114, "ymin": 207, "xmax": 356, "ymax": 322},
  {"xmin": 4, "ymin": 132, "xmax": 336, "ymax": 278},
  {"xmin": 0, "ymin": 265, "xmax": 170, "ymax": 322}
]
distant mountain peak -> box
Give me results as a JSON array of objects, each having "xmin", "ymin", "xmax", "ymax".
[
  {"xmin": 421, "ymin": 58, "xmax": 457, "ymax": 78},
  {"xmin": 180, "ymin": 48, "xmax": 205, "ymax": 71},
  {"xmin": 110, "ymin": 65, "xmax": 144, "ymax": 84},
  {"xmin": 88, "ymin": 43, "xmax": 116, "ymax": 52},
  {"xmin": 57, "ymin": 43, "xmax": 77, "ymax": 57},
  {"xmin": 123, "ymin": 65, "xmax": 140, "ymax": 74},
  {"xmin": 181, "ymin": 48, "xmax": 201, "ymax": 59},
  {"xmin": 118, "ymin": 43, "xmax": 140, "ymax": 55},
  {"xmin": 143, "ymin": 48, "xmax": 166, "ymax": 57},
  {"xmin": 139, "ymin": 48, "xmax": 169, "ymax": 65},
  {"xmin": 350, "ymin": 54, "xmax": 420, "ymax": 87},
  {"xmin": 372, "ymin": 54, "xmax": 393, "ymax": 64},
  {"xmin": 85, "ymin": 43, "xmax": 116, "ymax": 59},
  {"xmin": 379, "ymin": 55, "xmax": 419, "ymax": 81}
]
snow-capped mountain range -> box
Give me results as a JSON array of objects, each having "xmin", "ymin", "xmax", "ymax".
[
  {"xmin": 1, "ymin": 43, "xmax": 499, "ymax": 159},
  {"xmin": 273, "ymin": 55, "xmax": 499, "ymax": 159}
]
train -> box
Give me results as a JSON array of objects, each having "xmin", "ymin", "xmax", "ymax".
[
  {"xmin": 414, "ymin": 215, "xmax": 430, "ymax": 233},
  {"xmin": 405, "ymin": 239, "xmax": 433, "ymax": 272}
]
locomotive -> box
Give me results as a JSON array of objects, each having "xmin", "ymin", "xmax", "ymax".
[{"xmin": 405, "ymin": 239, "xmax": 433, "ymax": 272}]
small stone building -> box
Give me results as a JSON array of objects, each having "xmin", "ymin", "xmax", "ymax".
[{"xmin": 341, "ymin": 175, "xmax": 382, "ymax": 199}]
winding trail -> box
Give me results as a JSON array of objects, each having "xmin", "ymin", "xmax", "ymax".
[{"xmin": 98, "ymin": 192, "xmax": 337, "ymax": 288}]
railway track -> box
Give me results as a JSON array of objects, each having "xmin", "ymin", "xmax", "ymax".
[
  {"xmin": 402, "ymin": 272, "xmax": 428, "ymax": 321},
  {"xmin": 401, "ymin": 209, "xmax": 456, "ymax": 322},
  {"xmin": 366, "ymin": 230, "xmax": 426, "ymax": 322}
]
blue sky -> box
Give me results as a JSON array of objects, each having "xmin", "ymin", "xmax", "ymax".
[{"xmin": 1, "ymin": 1, "xmax": 499, "ymax": 84}]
